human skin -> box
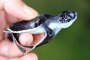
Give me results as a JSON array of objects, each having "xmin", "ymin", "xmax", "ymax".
[{"xmin": 0, "ymin": 0, "xmax": 43, "ymax": 60}]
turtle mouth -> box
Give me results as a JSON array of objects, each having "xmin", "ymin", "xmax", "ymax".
[{"xmin": 59, "ymin": 10, "xmax": 77, "ymax": 23}]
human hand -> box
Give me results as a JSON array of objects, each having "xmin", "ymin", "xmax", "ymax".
[{"xmin": 0, "ymin": 0, "xmax": 41, "ymax": 60}]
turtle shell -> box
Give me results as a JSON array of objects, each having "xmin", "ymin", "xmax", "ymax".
[{"xmin": 9, "ymin": 14, "xmax": 53, "ymax": 31}]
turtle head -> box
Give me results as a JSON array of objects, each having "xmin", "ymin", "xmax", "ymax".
[{"xmin": 58, "ymin": 10, "xmax": 77, "ymax": 28}]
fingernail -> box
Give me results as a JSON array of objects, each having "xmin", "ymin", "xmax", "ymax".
[{"xmin": 23, "ymin": 5, "xmax": 38, "ymax": 18}]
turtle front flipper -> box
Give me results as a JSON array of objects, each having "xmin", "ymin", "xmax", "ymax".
[
  {"xmin": 35, "ymin": 25, "xmax": 55, "ymax": 47},
  {"xmin": 11, "ymin": 33, "xmax": 28, "ymax": 54}
]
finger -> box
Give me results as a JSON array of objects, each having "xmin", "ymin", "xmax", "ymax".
[
  {"xmin": 9, "ymin": 53, "xmax": 38, "ymax": 60},
  {"xmin": 0, "ymin": 53, "xmax": 38, "ymax": 60},
  {"xmin": 4, "ymin": 0, "xmax": 38, "ymax": 20},
  {"xmin": 0, "ymin": 39, "xmax": 24, "ymax": 57},
  {"xmin": 20, "ymin": 53, "xmax": 38, "ymax": 60},
  {"xmin": 0, "ymin": 56, "xmax": 8, "ymax": 60},
  {"xmin": 32, "ymin": 33, "xmax": 44, "ymax": 45},
  {"xmin": 0, "ymin": 0, "xmax": 4, "ymax": 10},
  {"xmin": 5, "ymin": 13, "xmax": 20, "ymax": 25},
  {"xmin": 0, "ymin": 11, "xmax": 6, "ymax": 40},
  {"xmin": 19, "ymin": 33, "xmax": 44, "ymax": 47},
  {"xmin": 19, "ymin": 33, "xmax": 33, "ymax": 46},
  {"xmin": 0, "ymin": 39, "xmax": 12, "ymax": 57}
]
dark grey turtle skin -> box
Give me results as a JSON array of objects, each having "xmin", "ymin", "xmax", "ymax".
[{"xmin": 4, "ymin": 10, "xmax": 77, "ymax": 54}]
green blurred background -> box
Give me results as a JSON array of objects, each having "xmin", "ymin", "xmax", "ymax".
[{"xmin": 24, "ymin": 0, "xmax": 90, "ymax": 60}]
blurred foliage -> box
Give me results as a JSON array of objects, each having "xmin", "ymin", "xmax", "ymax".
[{"xmin": 24, "ymin": 0, "xmax": 90, "ymax": 60}]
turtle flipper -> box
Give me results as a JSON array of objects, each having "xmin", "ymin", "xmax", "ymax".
[
  {"xmin": 36, "ymin": 25, "xmax": 55, "ymax": 47},
  {"xmin": 24, "ymin": 24, "xmax": 55, "ymax": 49},
  {"xmin": 11, "ymin": 33, "xmax": 27, "ymax": 54}
]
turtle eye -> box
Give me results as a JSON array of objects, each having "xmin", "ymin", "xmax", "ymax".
[{"xmin": 60, "ymin": 14, "xmax": 65, "ymax": 19}]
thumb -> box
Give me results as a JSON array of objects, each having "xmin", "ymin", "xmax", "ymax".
[{"xmin": 4, "ymin": 0, "xmax": 38, "ymax": 20}]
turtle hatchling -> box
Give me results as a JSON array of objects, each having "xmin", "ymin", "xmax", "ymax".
[{"xmin": 4, "ymin": 10, "xmax": 77, "ymax": 54}]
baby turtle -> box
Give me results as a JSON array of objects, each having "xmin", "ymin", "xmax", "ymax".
[{"xmin": 4, "ymin": 10, "xmax": 77, "ymax": 54}]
